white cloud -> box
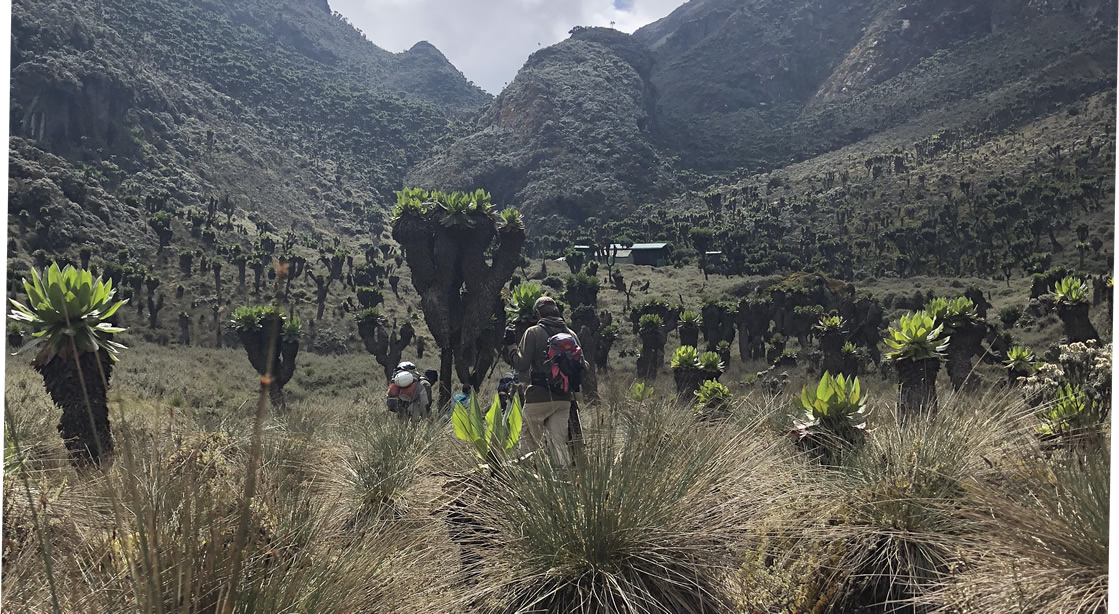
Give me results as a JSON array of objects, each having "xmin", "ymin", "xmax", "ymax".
[{"xmin": 330, "ymin": 0, "xmax": 686, "ymax": 94}]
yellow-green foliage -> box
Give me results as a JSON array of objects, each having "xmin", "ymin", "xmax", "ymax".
[
  {"xmin": 451, "ymin": 392, "xmax": 523, "ymax": 460},
  {"xmin": 8, "ymin": 263, "xmax": 128, "ymax": 361},
  {"xmin": 694, "ymin": 380, "xmax": 730, "ymax": 408},
  {"xmin": 698, "ymin": 351, "xmax": 724, "ymax": 373},
  {"xmin": 506, "ymin": 282, "xmax": 545, "ymax": 324},
  {"xmin": 884, "ymin": 311, "xmax": 949, "ymax": 361},
  {"xmin": 1052, "ymin": 276, "xmax": 1089, "ymax": 304},
  {"xmin": 1004, "ymin": 345, "xmax": 1037, "ymax": 372},
  {"xmin": 670, "ymin": 345, "xmax": 700, "ymax": 369},
  {"xmin": 799, "ymin": 372, "xmax": 867, "ymax": 427}
]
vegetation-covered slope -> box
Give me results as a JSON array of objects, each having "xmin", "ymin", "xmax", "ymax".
[
  {"xmin": 406, "ymin": 27, "xmax": 680, "ymax": 234},
  {"xmin": 8, "ymin": 0, "xmax": 489, "ymax": 257},
  {"xmin": 7, "ymin": 0, "xmax": 496, "ymax": 352},
  {"xmin": 418, "ymin": 0, "xmax": 1115, "ymax": 228},
  {"xmin": 638, "ymin": 0, "xmax": 1118, "ymax": 172}
]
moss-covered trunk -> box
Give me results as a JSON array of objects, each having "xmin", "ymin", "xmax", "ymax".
[
  {"xmin": 679, "ymin": 326, "xmax": 699, "ymax": 348},
  {"xmin": 37, "ymin": 349, "xmax": 114, "ymax": 464},
  {"xmin": 896, "ymin": 358, "xmax": 940, "ymax": 424},
  {"xmin": 1056, "ymin": 302, "xmax": 1099, "ymax": 343},
  {"xmin": 636, "ymin": 330, "xmax": 665, "ymax": 380}
]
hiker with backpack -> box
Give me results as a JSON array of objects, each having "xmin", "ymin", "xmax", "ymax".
[
  {"xmin": 386, "ymin": 361, "xmax": 436, "ymax": 419},
  {"xmin": 504, "ymin": 296, "xmax": 584, "ymax": 466}
]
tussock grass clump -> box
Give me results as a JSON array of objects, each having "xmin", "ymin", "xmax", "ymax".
[
  {"xmin": 338, "ymin": 417, "xmax": 439, "ymax": 522},
  {"xmin": 467, "ymin": 403, "xmax": 795, "ymax": 613},
  {"xmin": 924, "ymin": 441, "xmax": 1109, "ymax": 614},
  {"xmin": 818, "ymin": 401, "xmax": 1021, "ymax": 613}
]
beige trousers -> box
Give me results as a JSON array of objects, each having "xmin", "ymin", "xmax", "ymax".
[{"xmin": 522, "ymin": 400, "xmax": 571, "ymax": 466}]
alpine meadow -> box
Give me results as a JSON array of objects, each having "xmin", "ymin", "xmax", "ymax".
[{"xmin": 3, "ymin": 0, "xmax": 1116, "ymax": 613}]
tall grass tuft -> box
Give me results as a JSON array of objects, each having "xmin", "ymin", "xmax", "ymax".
[
  {"xmin": 924, "ymin": 440, "xmax": 1109, "ymax": 614},
  {"xmin": 467, "ymin": 402, "xmax": 795, "ymax": 613},
  {"xmin": 817, "ymin": 400, "xmax": 1021, "ymax": 613},
  {"xmin": 338, "ymin": 416, "xmax": 439, "ymax": 523}
]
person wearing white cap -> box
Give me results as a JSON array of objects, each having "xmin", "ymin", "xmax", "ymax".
[{"xmin": 387, "ymin": 361, "xmax": 432, "ymax": 419}]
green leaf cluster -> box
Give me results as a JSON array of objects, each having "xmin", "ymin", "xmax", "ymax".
[
  {"xmin": 679, "ymin": 310, "xmax": 701, "ymax": 327},
  {"xmin": 698, "ymin": 351, "xmax": 724, "ymax": 373},
  {"xmin": 393, "ymin": 187, "xmax": 499, "ymax": 227},
  {"xmin": 1004, "ymin": 346, "xmax": 1037, "ymax": 372},
  {"xmin": 230, "ymin": 304, "xmax": 301, "ymax": 342},
  {"xmin": 670, "ymin": 345, "xmax": 699, "ymax": 370},
  {"xmin": 1038, "ymin": 382, "xmax": 1102, "ymax": 436},
  {"xmin": 638, "ymin": 313, "xmax": 663, "ymax": 334},
  {"xmin": 353, "ymin": 307, "xmax": 384, "ymax": 327},
  {"xmin": 506, "ymin": 282, "xmax": 545, "ymax": 324},
  {"xmin": 694, "ymin": 380, "xmax": 731, "ymax": 409},
  {"xmin": 813, "ymin": 314, "xmax": 846, "ymax": 334},
  {"xmin": 799, "ymin": 371, "xmax": 868, "ymax": 429},
  {"xmin": 884, "ymin": 311, "xmax": 949, "ymax": 362},
  {"xmin": 451, "ymin": 392, "xmax": 523, "ymax": 460},
  {"xmin": 1052, "ymin": 276, "xmax": 1088, "ymax": 305},
  {"xmin": 8, "ymin": 263, "xmax": 127, "ymax": 362}
]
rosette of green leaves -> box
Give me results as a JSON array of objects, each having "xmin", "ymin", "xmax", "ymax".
[
  {"xmin": 670, "ymin": 345, "xmax": 700, "ymax": 370},
  {"xmin": 9, "ymin": 263, "xmax": 128, "ymax": 362},
  {"xmin": 638, "ymin": 314, "xmax": 664, "ymax": 335},
  {"xmin": 694, "ymin": 380, "xmax": 731, "ymax": 409},
  {"xmin": 1004, "ymin": 346, "xmax": 1037, "ymax": 373},
  {"xmin": 1052, "ymin": 276, "xmax": 1089, "ymax": 305},
  {"xmin": 798, "ymin": 371, "xmax": 868, "ymax": 432},
  {"xmin": 1038, "ymin": 381, "xmax": 1102, "ymax": 436},
  {"xmin": 506, "ymin": 282, "xmax": 545, "ymax": 324},
  {"xmin": 698, "ymin": 351, "xmax": 724, "ymax": 373},
  {"xmin": 679, "ymin": 311, "xmax": 701, "ymax": 327},
  {"xmin": 885, "ymin": 312, "xmax": 949, "ymax": 361},
  {"xmin": 813, "ymin": 314, "xmax": 847, "ymax": 335}
]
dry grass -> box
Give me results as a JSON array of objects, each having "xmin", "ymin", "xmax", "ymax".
[{"xmin": 2, "ymin": 333, "xmax": 1109, "ymax": 613}]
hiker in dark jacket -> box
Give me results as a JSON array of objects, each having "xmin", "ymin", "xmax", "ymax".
[{"xmin": 505, "ymin": 296, "xmax": 580, "ymax": 466}]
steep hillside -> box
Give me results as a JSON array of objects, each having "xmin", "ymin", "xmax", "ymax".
[
  {"xmin": 8, "ymin": 0, "xmax": 489, "ymax": 254},
  {"xmin": 637, "ymin": 0, "xmax": 1117, "ymax": 171},
  {"xmin": 406, "ymin": 27, "xmax": 680, "ymax": 233},
  {"xmin": 6, "ymin": 0, "xmax": 490, "ymax": 352},
  {"xmin": 417, "ymin": 0, "xmax": 1115, "ymax": 229}
]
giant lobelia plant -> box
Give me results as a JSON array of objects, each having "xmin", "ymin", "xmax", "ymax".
[
  {"xmin": 9, "ymin": 263, "xmax": 127, "ymax": 463},
  {"xmin": 452, "ymin": 391, "xmax": 523, "ymax": 465},
  {"xmin": 230, "ymin": 305, "xmax": 302, "ymax": 411},
  {"xmin": 392, "ymin": 188, "xmax": 525, "ymax": 401},
  {"xmin": 885, "ymin": 311, "xmax": 949, "ymax": 424}
]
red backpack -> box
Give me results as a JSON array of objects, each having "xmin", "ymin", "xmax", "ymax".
[{"xmin": 544, "ymin": 332, "xmax": 584, "ymax": 394}]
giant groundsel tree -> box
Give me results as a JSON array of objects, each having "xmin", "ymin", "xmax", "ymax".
[{"xmin": 392, "ymin": 188, "xmax": 525, "ymax": 401}]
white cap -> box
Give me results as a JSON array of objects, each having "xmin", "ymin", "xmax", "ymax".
[{"xmin": 393, "ymin": 371, "xmax": 415, "ymax": 387}]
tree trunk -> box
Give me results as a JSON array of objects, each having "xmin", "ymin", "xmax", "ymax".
[
  {"xmin": 37, "ymin": 350, "xmax": 114, "ymax": 464},
  {"xmin": 268, "ymin": 383, "xmax": 286, "ymax": 413},
  {"xmin": 439, "ymin": 348, "xmax": 454, "ymax": 409},
  {"xmin": 595, "ymin": 337, "xmax": 614, "ymax": 372},
  {"xmin": 896, "ymin": 358, "xmax": 940, "ymax": 425},
  {"xmin": 680, "ymin": 326, "xmax": 699, "ymax": 348},
  {"xmin": 636, "ymin": 330, "xmax": 665, "ymax": 380},
  {"xmin": 1056, "ymin": 302, "xmax": 1099, "ymax": 343},
  {"xmin": 945, "ymin": 324, "xmax": 985, "ymax": 392},
  {"xmin": 673, "ymin": 368, "xmax": 704, "ymax": 403}
]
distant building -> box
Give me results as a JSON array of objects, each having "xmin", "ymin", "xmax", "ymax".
[{"xmin": 575, "ymin": 243, "xmax": 672, "ymax": 267}]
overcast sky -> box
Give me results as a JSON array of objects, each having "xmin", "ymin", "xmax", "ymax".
[{"xmin": 330, "ymin": 0, "xmax": 686, "ymax": 94}]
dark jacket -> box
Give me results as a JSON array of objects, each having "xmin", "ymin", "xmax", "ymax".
[{"xmin": 507, "ymin": 317, "xmax": 580, "ymax": 403}]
